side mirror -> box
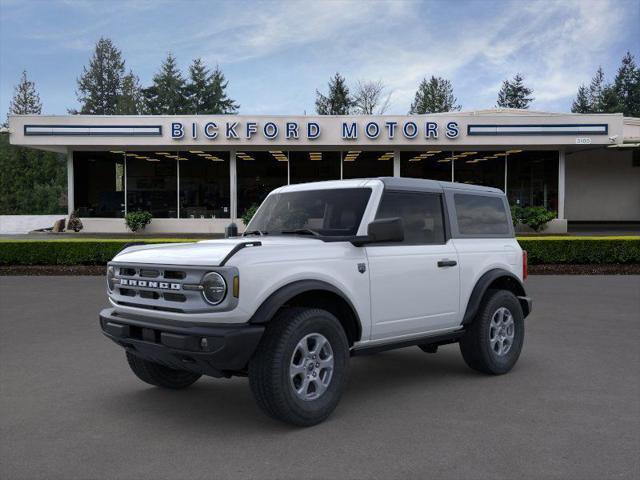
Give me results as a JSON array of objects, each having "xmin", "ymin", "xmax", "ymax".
[{"xmin": 352, "ymin": 217, "xmax": 404, "ymax": 246}]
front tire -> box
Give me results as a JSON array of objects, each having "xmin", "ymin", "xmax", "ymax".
[
  {"xmin": 249, "ymin": 307, "xmax": 349, "ymax": 426},
  {"xmin": 459, "ymin": 289, "xmax": 524, "ymax": 375},
  {"xmin": 126, "ymin": 352, "xmax": 201, "ymax": 389}
]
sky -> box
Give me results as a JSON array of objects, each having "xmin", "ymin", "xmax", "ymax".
[{"xmin": 0, "ymin": 0, "xmax": 638, "ymax": 117}]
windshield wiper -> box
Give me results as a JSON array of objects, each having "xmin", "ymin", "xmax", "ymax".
[
  {"xmin": 243, "ymin": 230, "xmax": 267, "ymax": 236},
  {"xmin": 279, "ymin": 228, "xmax": 320, "ymax": 237}
]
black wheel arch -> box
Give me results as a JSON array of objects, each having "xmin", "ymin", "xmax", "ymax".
[
  {"xmin": 248, "ymin": 280, "xmax": 362, "ymax": 346},
  {"xmin": 462, "ymin": 268, "xmax": 531, "ymax": 325}
]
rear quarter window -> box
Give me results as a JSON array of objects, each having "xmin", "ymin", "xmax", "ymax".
[{"xmin": 454, "ymin": 193, "xmax": 510, "ymax": 236}]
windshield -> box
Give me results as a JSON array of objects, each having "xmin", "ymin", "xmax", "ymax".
[{"xmin": 246, "ymin": 188, "xmax": 372, "ymax": 237}]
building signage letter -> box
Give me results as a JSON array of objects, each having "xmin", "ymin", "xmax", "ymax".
[
  {"xmin": 286, "ymin": 122, "xmax": 299, "ymax": 139},
  {"xmin": 385, "ymin": 121, "xmax": 397, "ymax": 139},
  {"xmin": 171, "ymin": 122, "xmax": 184, "ymax": 139},
  {"xmin": 446, "ymin": 121, "xmax": 459, "ymax": 139},
  {"xmin": 204, "ymin": 122, "xmax": 218, "ymax": 139},
  {"xmin": 402, "ymin": 121, "xmax": 418, "ymax": 139},
  {"xmin": 263, "ymin": 122, "xmax": 279, "ymax": 139},
  {"xmin": 307, "ymin": 122, "xmax": 320, "ymax": 139},
  {"xmin": 365, "ymin": 122, "xmax": 380, "ymax": 139},
  {"xmin": 246, "ymin": 122, "xmax": 258, "ymax": 139},
  {"xmin": 226, "ymin": 122, "xmax": 239, "ymax": 139},
  {"xmin": 425, "ymin": 122, "xmax": 438, "ymax": 139},
  {"xmin": 342, "ymin": 122, "xmax": 358, "ymax": 139}
]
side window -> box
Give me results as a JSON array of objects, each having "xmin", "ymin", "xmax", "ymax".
[
  {"xmin": 454, "ymin": 194, "xmax": 510, "ymax": 235},
  {"xmin": 375, "ymin": 191, "xmax": 446, "ymax": 245}
]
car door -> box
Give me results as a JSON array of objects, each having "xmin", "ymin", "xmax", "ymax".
[{"xmin": 366, "ymin": 190, "xmax": 460, "ymax": 341}]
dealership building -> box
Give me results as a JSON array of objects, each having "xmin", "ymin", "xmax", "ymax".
[{"xmin": 8, "ymin": 109, "xmax": 640, "ymax": 234}]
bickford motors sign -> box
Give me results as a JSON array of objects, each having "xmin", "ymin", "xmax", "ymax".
[{"xmin": 171, "ymin": 119, "xmax": 461, "ymax": 141}]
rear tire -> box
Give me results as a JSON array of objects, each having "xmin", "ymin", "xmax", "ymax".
[
  {"xmin": 126, "ymin": 352, "xmax": 201, "ymax": 389},
  {"xmin": 459, "ymin": 289, "xmax": 524, "ymax": 375},
  {"xmin": 249, "ymin": 307, "xmax": 349, "ymax": 426}
]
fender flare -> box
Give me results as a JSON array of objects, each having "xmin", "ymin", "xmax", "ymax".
[
  {"xmin": 248, "ymin": 279, "xmax": 362, "ymax": 340},
  {"xmin": 462, "ymin": 268, "xmax": 530, "ymax": 324}
]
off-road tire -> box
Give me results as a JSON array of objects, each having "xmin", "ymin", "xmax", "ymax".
[
  {"xmin": 248, "ymin": 307, "xmax": 350, "ymax": 426},
  {"xmin": 459, "ymin": 289, "xmax": 525, "ymax": 375},
  {"xmin": 126, "ymin": 352, "xmax": 201, "ymax": 389}
]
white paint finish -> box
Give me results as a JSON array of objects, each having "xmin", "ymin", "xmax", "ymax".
[
  {"xmin": 366, "ymin": 241, "xmax": 460, "ymax": 340},
  {"xmin": 565, "ymin": 149, "xmax": 640, "ymax": 221},
  {"xmin": 451, "ymin": 238, "xmax": 523, "ymax": 319},
  {"xmin": 66, "ymin": 149, "xmax": 74, "ymax": 215},
  {"xmin": 0, "ymin": 215, "xmax": 65, "ymax": 234},
  {"xmin": 558, "ymin": 149, "xmax": 566, "ymax": 219},
  {"xmin": 8, "ymin": 112, "xmax": 625, "ymax": 150}
]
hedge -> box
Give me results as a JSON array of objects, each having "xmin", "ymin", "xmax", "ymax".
[
  {"xmin": 518, "ymin": 237, "xmax": 640, "ymax": 265},
  {"xmin": 0, "ymin": 237, "xmax": 639, "ymax": 266}
]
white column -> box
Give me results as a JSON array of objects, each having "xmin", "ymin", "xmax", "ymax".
[
  {"xmin": 230, "ymin": 150, "xmax": 237, "ymax": 221},
  {"xmin": 504, "ymin": 154, "xmax": 508, "ymax": 194},
  {"xmin": 393, "ymin": 150, "xmax": 400, "ymax": 177},
  {"xmin": 176, "ymin": 158, "xmax": 180, "ymax": 219},
  {"xmin": 66, "ymin": 149, "xmax": 74, "ymax": 215},
  {"xmin": 558, "ymin": 149, "xmax": 566, "ymax": 219}
]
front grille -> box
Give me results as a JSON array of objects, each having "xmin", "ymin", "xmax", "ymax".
[{"xmin": 108, "ymin": 262, "xmax": 237, "ymax": 314}]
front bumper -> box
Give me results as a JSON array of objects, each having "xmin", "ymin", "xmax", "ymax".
[{"xmin": 99, "ymin": 308, "xmax": 264, "ymax": 378}]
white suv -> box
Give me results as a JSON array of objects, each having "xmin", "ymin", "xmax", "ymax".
[{"xmin": 100, "ymin": 178, "xmax": 532, "ymax": 426}]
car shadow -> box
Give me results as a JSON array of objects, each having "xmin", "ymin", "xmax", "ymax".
[{"xmin": 98, "ymin": 345, "xmax": 478, "ymax": 433}]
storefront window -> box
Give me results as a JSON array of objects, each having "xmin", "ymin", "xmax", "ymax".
[
  {"xmin": 507, "ymin": 150, "xmax": 558, "ymax": 211},
  {"xmin": 401, "ymin": 150, "xmax": 453, "ymax": 181},
  {"xmin": 289, "ymin": 151, "xmax": 340, "ymax": 184},
  {"xmin": 73, "ymin": 151, "xmax": 125, "ymax": 217},
  {"xmin": 126, "ymin": 152, "xmax": 177, "ymax": 218},
  {"xmin": 453, "ymin": 151, "xmax": 505, "ymax": 190},
  {"xmin": 178, "ymin": 151, "xmax": 230, "ymax": 218},
  {"xmin": 237, "ymin": 150, "xmax": 288, "ymax": 216},
  {"xmin": 342, "ymin": 150, "xmax": 394, "ymax": 179}
]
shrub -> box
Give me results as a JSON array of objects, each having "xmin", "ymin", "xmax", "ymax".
[
  {"xmin": 125, "ymin": 211, "xmax": 152, "ymax": 232},
  {"xmin": 521, "ymin": 206, "xmax": 557, "ymax": 232},
  {"xmin": 66, "ymin": 210, "xmax": 83, "ymax": 232},
  {"xmin": 241, "ymin": 204, "xmax": 260, "ymax": 226},
  {"xmin": 518, "ymin": 237, "xmax": 640, "ymax": 264}
]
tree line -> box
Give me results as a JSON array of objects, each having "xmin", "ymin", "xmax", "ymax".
[{"xmin": 1, "ymin": 37, "xmax": 638, "ymax": 215}]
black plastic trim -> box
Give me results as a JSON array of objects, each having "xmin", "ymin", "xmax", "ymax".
[
  {"xmin": 462, "ymin": 269, "xmax": 530, "ymax": 324},
  {"xmin": 248, "ymin": 279, "xmax": 362, "ymax": 340},
  {"xmin": 352, "ymin": 330, "xmax": 464, "ymax": 356},
  {"xmin": 219, "ymin": 241, "xmax": 262, "ymax": 266},
  {"xmin": 99, "ymin": 308, "xmax": 264, "ymax": 376}
]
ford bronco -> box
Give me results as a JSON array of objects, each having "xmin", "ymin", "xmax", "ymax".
[{"xmin": 100, "ymin": 177, "xmax": 531, "ymax": 426}]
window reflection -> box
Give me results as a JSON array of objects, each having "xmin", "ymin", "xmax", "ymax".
[
  {"xmin": 507, "ymin": 151, "xmax": 558, "ymax": 211},
  {"xmin": 453, "ymin": 151, "xmax": 505, "ymax": 190},
  {"xmin": 289, "ymin": 151, "xmax": 340, "ymax": 184},
  {"xmin": 237, "ymin": 150, "xmax": 288, "ymax": 217},
  {"xmin": 126, "ymin": 152, "xmax": 177, "ymax": 218},
  {"xmin": 401, "ymin": 151, "xmax": 452, "ymax": 181},
  {"xmin": 73, "ymin": 151, "xmax": 125, "ymax": 218},
  {"xmin": 342, "ymin": 150, "xmax": 394, "ymax": 179},
  {"xmin": 178, "ymin": 151, "xmax": 230, "ymax": 218}
]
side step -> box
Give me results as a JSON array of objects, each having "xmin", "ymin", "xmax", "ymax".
[{"xmin": 351, "ymin": 330, "xmax": 464, "ymax": 356}]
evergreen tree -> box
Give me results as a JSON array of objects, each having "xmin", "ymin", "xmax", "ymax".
[
  {"xmin": 116, "ymin": 71, "xmax": 144, "ymax": 115},
  {"xmin": 587, "ymin": 66, "xmax": 607, "ymax": 112},
  {"xmin": 409, "ymin": 76, "xmax": 460, "ymax": 114},
  {"xmin": 9, "ymin": 70, "xmax": 42, "ymax": 116},
  {"xmin": 613, "ymin": 51, "xmax": 640, "ymax": 117},
  {"xmin": 571, "ymin": 85, "xmax": 591, "ymax": 113},
  {"xmin": 143, "ymin": 53, "xmax": 188, "ymax": 114},
  {"xmin": 496, "ymin": 73, "xmax": 534, "ymax": 109},
  {"xmin": 75, "ymin": 37, "xmax": 126, "ymax": 114},
  {"xmin": 185, "ymin": 59, "xmax": 239, "ymax": 114},
  {"xmin": 315, "ymin": 73, "xmax": 353, "ymax": 115}
]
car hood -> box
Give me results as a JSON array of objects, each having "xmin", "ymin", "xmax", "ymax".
[{"xmin": 112, "ymin": 236, "xmax": 325, "ymax": 266}]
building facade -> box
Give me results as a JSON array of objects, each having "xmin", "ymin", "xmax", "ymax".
[{"xmin": 8, "ymin": 109, "xmax": 640, "ymax": 233}]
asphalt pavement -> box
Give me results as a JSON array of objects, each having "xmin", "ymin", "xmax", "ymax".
[{"xmin": 1, "ymin": 275, "xmax": 639, "ymax": 480}]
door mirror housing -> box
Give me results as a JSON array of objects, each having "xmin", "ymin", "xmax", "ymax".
[{"xmin": 352, "ymin": 217, "xmax": 404, "ymax": 246}]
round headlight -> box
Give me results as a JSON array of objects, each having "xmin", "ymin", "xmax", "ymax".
[
  {"xmin": 201, "ymin": 272, "xmax": 227, "ymax": 305},
  {"xmin": 106, "ymin": 266, "xmax": 116, "ymax": 292}
]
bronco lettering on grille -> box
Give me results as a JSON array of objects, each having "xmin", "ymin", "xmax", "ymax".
[{"xmin": 119, "ymin": 278, "xmax": 181, "ymax": 290}]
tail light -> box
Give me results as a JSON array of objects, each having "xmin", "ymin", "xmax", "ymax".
[{"xmin": 522, "ymin": 250, "xmax": 528, "ymax": 280}]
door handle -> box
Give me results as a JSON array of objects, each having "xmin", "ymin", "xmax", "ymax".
[{"xmin": 437, "ymin": 259, "xmax": 457, "ymax": 267}]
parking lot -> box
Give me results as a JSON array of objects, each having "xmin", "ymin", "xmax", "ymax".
[{"xmin": 1, "ymin": 275, "xmax": 639, "ymax": 480}]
